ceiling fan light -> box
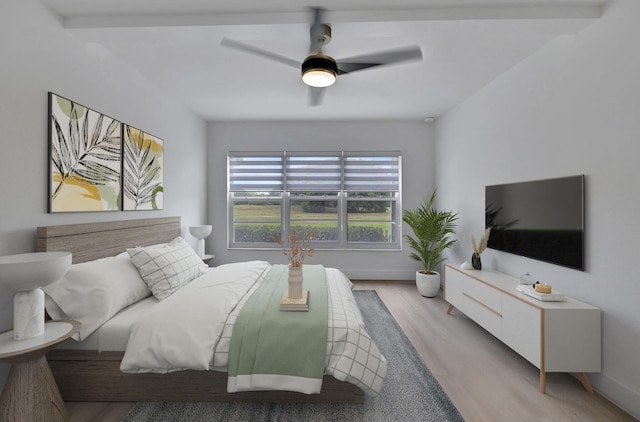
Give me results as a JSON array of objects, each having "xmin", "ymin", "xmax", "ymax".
[
  {"xmin": 302, "ymin": 68, "xmax": 336, "ymax": 87},
  {"xmin": 301, "ymin": 55, "xmax": 337, "ymax": 88}
]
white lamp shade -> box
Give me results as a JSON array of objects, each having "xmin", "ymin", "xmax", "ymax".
[
  {"xmin": 189, "ymin": 225, "xmax": 212, "ymax": 239},
  {"xmin": 189, "ymin": 225, "xmax": 212, "ymax": 259},
  {"xmin": 0, "ymin": 252, "xmax": 72, "ymax": 291}
]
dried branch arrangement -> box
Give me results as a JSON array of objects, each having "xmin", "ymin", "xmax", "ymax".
[
  {"xmin": 471, "ymin": 228, "xmax": 492, "ymax": 258},
  {"xmin": 276, "ymin": 232, "xmax": 315, "ymax": 267}
]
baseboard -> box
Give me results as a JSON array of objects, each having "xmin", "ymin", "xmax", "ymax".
[
  {"xmin": 591, "ymin": 373, "xmax": 640, "ymax": 419},
  {"xmin": 342, "ymin": 269, "xmax": 415, "ymax": 281}
]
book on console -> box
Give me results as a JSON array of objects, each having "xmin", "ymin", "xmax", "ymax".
[{"xmin": 516, "ymin": 284, "xmax": 567, "ymax": 302}]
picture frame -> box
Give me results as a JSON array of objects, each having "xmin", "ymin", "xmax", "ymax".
[
  {"xmin": 48, "ymin": 93, "xmax": 122, "ymax": 212},
  {"xmin": 122, "ymin": 124, "xmax": 164, "ymax": 211}
]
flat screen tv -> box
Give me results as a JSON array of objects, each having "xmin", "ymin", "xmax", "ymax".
[{"xmin": 485, "ymin": 175, "xmax": 585, "ymax": 271}]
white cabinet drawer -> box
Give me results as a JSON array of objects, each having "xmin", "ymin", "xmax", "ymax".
[
  {"xmin": 444, "ymin": 267, "xmax": 465, "ymax": 310},
  {"xmin": 463, "ymin": 293, "xmax": 502, "ymax": 339},
  {"xmin": 502, "ymin": 294, "xmax": 541, "ymax": 367},
  {"xmin": 464, "ymin": 276, "xmax": 501, "ymax": 314}
]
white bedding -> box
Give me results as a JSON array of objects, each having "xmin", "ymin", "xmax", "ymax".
[
  {"xmin": 57, "ymin": 296, "xmax": 157, "ymax": 351},
  {"xmin": 59, "ymin": 260, "xmax": 387, "ymax": 396},
  {"xmin": 121, "ymin": 261, "xmax": 387, "ymax": 396},
  {"xmin": 121, "ymin": 260, "xmax": 270, "ymax": 373}
]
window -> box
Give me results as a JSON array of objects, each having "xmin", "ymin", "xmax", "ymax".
[{"xmin": 228, "ymin": 151, "xmax": 402, "ymax": 250}]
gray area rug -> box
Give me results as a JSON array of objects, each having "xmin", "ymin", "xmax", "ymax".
[{"xmin": 122, "ymin": 290, "xmax": 464, "ymax": 422}]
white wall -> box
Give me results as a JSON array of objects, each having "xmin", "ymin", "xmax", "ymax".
[
  {"xmin": 435, "ymin": 0, "xmax": 640, "ymax": 417},
  {"xmin": 0, "ymin": 0, "xmax": 208, "ymax": 387},
  {"xmin": 4, "ymin": 0, "xmax": 636, "ymax": 415},
  {"xmin": 207, "ymin": 120, "xmax": 435, "ymax": 280}
]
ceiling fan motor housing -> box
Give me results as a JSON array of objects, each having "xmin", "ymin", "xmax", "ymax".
[{"xmin": 302, "ymin": 54, "xmax": 338, "ymax": 76}]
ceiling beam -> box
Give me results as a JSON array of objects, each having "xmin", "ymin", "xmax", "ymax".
[{"xmin": 63, "ymin": 5, "xmax": 603, "ymax": 29}]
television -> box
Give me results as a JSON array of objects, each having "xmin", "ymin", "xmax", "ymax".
[{"xmin": 485, "ymin": 175, "xmax": 585, "ymax": 271}]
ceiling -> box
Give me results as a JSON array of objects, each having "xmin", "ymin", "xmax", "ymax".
[{"xmin": 40, "ymin": 0, "xmax": 607, "ymax": 121}]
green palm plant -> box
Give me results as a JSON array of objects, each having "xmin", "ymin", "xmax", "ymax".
[{"xmin": 402, "ymin": 190, "xmax": 459, "ymax": 274}]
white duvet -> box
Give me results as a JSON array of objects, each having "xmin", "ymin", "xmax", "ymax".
[{"xmin": 120, "ymin": 260, "xmax": 387, "ymax": 396}]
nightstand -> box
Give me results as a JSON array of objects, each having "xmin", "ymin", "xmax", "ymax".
[
  {"xmin": 203, "ymin": 254, "xmax": 215, "ymax": 265},
  {"xmin": 0, "ymin": 320, "xmax": 80, "ymax": 422}
]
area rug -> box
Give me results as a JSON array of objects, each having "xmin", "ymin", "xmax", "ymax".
[{"xmin": 121, "ymin": 290, "xmax": 464, "ymax": 422}]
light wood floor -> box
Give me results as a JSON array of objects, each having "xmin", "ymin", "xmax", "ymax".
[{"xmin": 65, "ymin": 281, "xmax": 637, "ymax": 422}]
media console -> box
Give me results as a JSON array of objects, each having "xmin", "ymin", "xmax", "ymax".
[{"xmin": 443, "ymin": 264, "xmax": 601, "ymax": 393}]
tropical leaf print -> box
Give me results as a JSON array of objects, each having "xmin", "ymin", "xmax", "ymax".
[
  {"xmin": 49, "ymin": 94, "xmax": 121, "ymax": 212},
  {"xmin": 123, "ymin": 125, "xmax": 164, "ymax": 210}
]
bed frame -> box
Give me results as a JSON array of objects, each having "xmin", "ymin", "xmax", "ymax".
[{"xmin": 37, "ymin": 217, "xmax": 365, "ymax": 404}]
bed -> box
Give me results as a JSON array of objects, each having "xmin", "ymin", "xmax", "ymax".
[{"xmin": 36, "ymin": 217, "xmax": 385, "ymax": 404}]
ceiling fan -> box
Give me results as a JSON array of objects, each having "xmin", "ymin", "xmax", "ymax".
[{"xmin": 221, "ymin": 7, "xmax": 423, "ymax": 106}]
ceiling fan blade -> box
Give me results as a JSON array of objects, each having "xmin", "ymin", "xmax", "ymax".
[
  {"xmin": 308, "ymin": 86, "xmax": 325, "ymax": 106},
  {"xmin": 221, "ymin": 37, "xmax": 301, "ymax": 69},
  {"xmin": 336, "ymin": 45, "xmax": 423, "ymax": 74},
  {"xmin": 309, "ymin": 7, "xmax": 326, "ymax": 54}
]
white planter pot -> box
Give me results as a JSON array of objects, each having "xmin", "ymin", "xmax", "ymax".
[{"xmin": 416, "ymin": 270, "xmax": 441, "ymax": 298}]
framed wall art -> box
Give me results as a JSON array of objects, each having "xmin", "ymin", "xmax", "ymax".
[
  {"xmin": 48, "ymin": 93, "xmax": 122, "ymax": 212},
  {"xmin": 122, "ymin": 124, "xmax": 164, "ymax": 211}
]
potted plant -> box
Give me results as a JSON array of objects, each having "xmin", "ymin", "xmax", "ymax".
[{"xmin": 402, "ymin": 190, "xmax": 459, "ymax": 297}]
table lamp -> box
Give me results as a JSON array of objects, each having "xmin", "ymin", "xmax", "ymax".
[
  {"xmin": 0, "ymin": 252, "xmax": 72, "ymax": 341},
  {"xmin": 189, "ymin": 225, "xmax": 212, "ymax": 259}
]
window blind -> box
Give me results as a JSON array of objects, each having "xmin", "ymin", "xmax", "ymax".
[
  {"xmin": 228, "ymin": 153, "xmax": 284, "ymax": 192},
  {"xmin": 285, "ymin": 153, "xmax": 342, "ymax": 191},
  {"xmin": 228, "ymin": 151, "xmax": 400, "ymax": 192},
  {"xmin": 343, "ymin": 153, "xmax": 400, "ymax": 192}
]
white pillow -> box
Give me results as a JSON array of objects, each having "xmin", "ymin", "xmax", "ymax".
[
  {"xmin": 44, "ymin": 253, "xmax": 151, "ymax": 341},
  {"xmin": 127, "ymin": 236, "xmax": 206, "ymax": 300}
]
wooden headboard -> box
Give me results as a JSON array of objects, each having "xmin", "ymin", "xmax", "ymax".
[{"xmin": 36, "ymin": 217, "xmax": 181, "ymax": 263}]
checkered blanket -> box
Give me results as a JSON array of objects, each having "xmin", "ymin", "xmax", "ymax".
[
  {"xmin": 121, "ymin": 261, "xmax": 387, "ymax": 396},
  {"xmin": 213, "ymin": 266, "xmax": 387, "ymax": 396}
]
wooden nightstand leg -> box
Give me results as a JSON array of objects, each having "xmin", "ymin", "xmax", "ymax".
[
  {"xmin": 539, "ymin": 371, "xmax": 546, "ymax": 394},
  {"xmin": 576, "ymin": 372, "xmax": 594, "ymax": 394},
  {"xmin": 0, "ymin": 355, "xmax": 68, "ymax": 422},
  {"xmin": 446, "ymin": 304, "xmax": 454, "ymax": 314}
]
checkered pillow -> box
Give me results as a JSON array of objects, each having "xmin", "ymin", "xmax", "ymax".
[{"xmin": 127, "ymin": 237, "xmax": 206, "ymax": 300}]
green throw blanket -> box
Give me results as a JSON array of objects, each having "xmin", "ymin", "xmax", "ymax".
[{"xmin": 227, "ymin": 264, "xmax": 329, "ymax": 394}]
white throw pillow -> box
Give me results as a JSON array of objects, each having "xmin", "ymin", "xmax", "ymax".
[
  {"xmin": 44, "ymin": 253, "xmax": 151, "ymax": 341},
  {"xmin": 127, "ymin": 237, "xmax": 206, "ymax": 300}
]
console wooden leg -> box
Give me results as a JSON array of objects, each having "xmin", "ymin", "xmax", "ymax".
[
  {"xmin": 446, "ymin": 304, "xmax": 454, "ymax": 314},
  {"xmin": 539, "ymin": 371, "xmax": 546, "ymax": 394},
  {"xmin": 576, "ymin": 372, "xmax": 594, "ymax": 394}
]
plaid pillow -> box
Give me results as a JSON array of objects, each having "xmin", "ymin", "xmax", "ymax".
[{"xmin": 128, "ymin": 237, "xmax": 205, "ymax": 300}]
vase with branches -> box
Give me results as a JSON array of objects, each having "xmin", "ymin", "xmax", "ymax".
[
  {"xmin": 276, "ymin": 231, "xmax": 315, "ymax": 299},
  {"xmin": 470, "ymin": 228, "xmax": 491, "ymax": 270}
]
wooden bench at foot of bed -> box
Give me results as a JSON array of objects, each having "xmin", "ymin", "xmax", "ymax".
[{"xmin": 47, "ymin": 349, "xmax": 365, "ymax": 404}]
